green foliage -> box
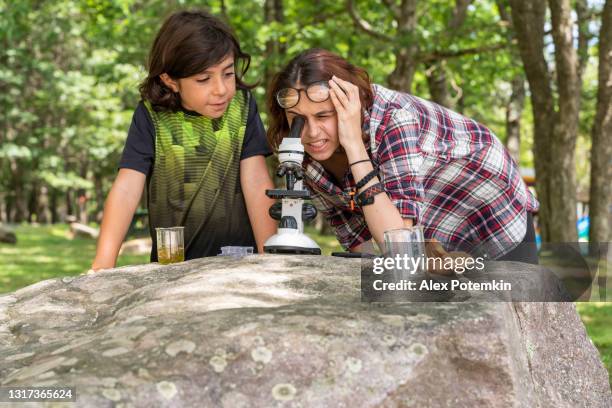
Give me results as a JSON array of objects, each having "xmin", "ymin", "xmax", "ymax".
[
  {"xmin": 0, "ymin": 0, "xmax": 603, "ymax": 222},
  {"xmin": 1, "ymin": 0, "xmax": 143, "ymax": 213}
]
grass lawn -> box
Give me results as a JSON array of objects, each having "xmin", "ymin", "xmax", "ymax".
[
  {"xmin": 576, "ymin": 302, "xmax": 612, "ymax": 385},
  {"xmin": 0, "ymin": 224, "xmax": 341, "ymax": 293},
  {"xmin": 0, "ymin": 224, "xmax": 149, "ymax": 293},
  {"xmin": 0, "ymin": 224, "xmax": 609, "ymax": 384}
]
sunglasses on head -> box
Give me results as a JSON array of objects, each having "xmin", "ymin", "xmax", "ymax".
[{"xmin": 276, "ymin": 81, "xmax": 331, "ymax": 109}]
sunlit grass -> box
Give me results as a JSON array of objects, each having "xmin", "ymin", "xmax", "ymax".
[
  {"xmin": 0, "ymin": 225, "xmax": 340, "ymax": 294},
  {"xmin": 0, "ymin": 224, "xmax": 148, "ymax": 293},
  {"xmin": 305, "ymin": 225, "xmax": 343, "ymax": 255},
  {"xmin": 576, "ymin": 302, "xmax": 612, "ymax": 385}
]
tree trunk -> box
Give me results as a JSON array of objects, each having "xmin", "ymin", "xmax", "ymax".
[
  {"xmin": 12, "ymin": 186, "xmax": 27, "ymax": 223},
  {"xmin": 0, "ymin": 193, "xmax": 5, "ymax": 223},
  {"xmin": 314, "ymin": 213, "xmax": 332, "ymax": 236},
  {"xmin": 575, "ymin": 0, "xmax": 591, "ymax": 83},
  {"xmin": 425, "ymin": 61, "xmax": 454, "ymax": 108},
  {"xmin": 9, "ymin": 158, "xmax": 27, "ymax": 223},
  {"xmin": 65, "ymin": 188, "xmax": 74, "ymax": 220},
  {"xmin": 77, "ymin": 159, "xmax": 89, "ymax": 225},
  {"xmin": 497, "ymin": 0, "xmax": 525, "ymax": 165},
  {"xmin": 456, "ymin": 92, "xmax": 465, "ymax": 113},
  {"xmin": 94, "ymin": 173, "xmax": 105, "ymax": 223},
  {"xmin": 388, "ymin": 47, "xmax": 418, "ymax": 92},
  {"xmin": 510, "ymin": 0, "xmax": 555, "ymax": 241},
  {"xmin": 588, "ymin": 0, "xmax": 612, "ymax": 248},
  {"xmin": 424, "ymin": 0, "xmax": 472, "ymax": 107},
  {"xmin": 5, "ymin": 194, "xmax": 13, "ymax": 223},
  {"xmin": 548, "ymin": 0, "xmax": 580, "ymax": 242},
  {"xmin": 50, "ymin": 188, "xmax": 59, "ymax": 224},
  {"xmin": 37, "ymin": 185, "xmax": 51, "ymax": 224},
  {"xmin": 504, "ymin": 75, "xmax": 525, "ymax": 163},
  {"xmin": 509, "ymin": 0, "xmax": 579, "ymax": 242},
  {"xmin": 27, "ymin": 181, "xmax": 39, "ymax": 223},
  {"xmin": 78, "ymin": 194, "xmax": 88, "ymax": 225},
  {"xmin": 387, "ymin": 0, "xmax": 418, "ymax": 92},
  {"xmin": 263, "ymin": 0, "xmax": 285, "ymax": 93}
]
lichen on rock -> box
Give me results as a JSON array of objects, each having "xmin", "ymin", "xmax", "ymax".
[
  {"xmin": 165, "ymin": 339, "xmax": 196, "ymax": 357},
  {"xmin": 156, "ymin": 381, "xmax": 177, "ymax": 400},
  {"xmin": 209, "ymin": 355, "xmax": 227, "ymax": 373},
  {"xmin": 272, "ymin": 383, "xmax": 297, "ymax": 401}
]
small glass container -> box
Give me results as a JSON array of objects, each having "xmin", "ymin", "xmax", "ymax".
[
  {"xmin": 383, "ymin": 225, "xmax": 426, "ymax": 278},
  {"xmin": 156, "ymin": 227, "xmax": 185, "ymax": 264},
  {"xmin": 218, "ymin": 246, "xmax": 254, "ymax": 258}
]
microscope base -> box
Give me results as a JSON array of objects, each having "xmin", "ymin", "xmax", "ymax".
[
  {"xmin": 264, "ymin": 245, "xmax": 322, "ymax": 255},
  {"xmin": 263, "ymin": 229, "xmax": 322, "ymax": 255}
]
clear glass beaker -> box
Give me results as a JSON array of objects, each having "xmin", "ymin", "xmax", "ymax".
[
  {"xmin": 156, "ymin": 226, "xmax": 185, "ymax": 264},
  {"xmin": 383, "ymin": 225, "xmax": 427, "ymax": 279}
]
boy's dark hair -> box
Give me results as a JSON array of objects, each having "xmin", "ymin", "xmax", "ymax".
[
  {"xmin": 139, "ymin": 10, "xmax": 254, "ymax": 111},
  {"xmin": 266, "ymin": 48, "xmax": 374, "ymax": 150}
]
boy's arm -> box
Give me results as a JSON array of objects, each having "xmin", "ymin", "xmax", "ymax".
[
  {"xmin": 240, "ymin": 155, "xmax": 276, "ymax": 253},
  {"xmin": 91, "ymin": 168, "xmax": 146, "ymax": 271}
]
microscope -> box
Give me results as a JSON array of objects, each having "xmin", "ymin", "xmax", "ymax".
[{"xmin": 263, "ymin": 116, "xmax": 322, "ymax": 255}]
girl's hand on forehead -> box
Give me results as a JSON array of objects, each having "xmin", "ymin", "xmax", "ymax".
[{"xmin": 328, "ymin": 76, "xmax": 364, "ymax": 156}]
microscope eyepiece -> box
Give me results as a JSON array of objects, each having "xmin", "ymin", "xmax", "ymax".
[{"xmin": 288, "ymin": 116, "xmax": 305, "ymax": 138}]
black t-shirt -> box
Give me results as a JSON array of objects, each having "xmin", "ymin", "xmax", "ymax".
[
  {"xmin": 119, "ymin": 92, "xmax": 272, "ymax": 175},
  {"xmin": 118, "ymin": 92, "xmax": 272, "ymax": 259}
]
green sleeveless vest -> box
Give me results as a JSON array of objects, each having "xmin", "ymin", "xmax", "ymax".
[{"xmin": 144, "ymin": 90, "xmax": 254, "ymax": 259}]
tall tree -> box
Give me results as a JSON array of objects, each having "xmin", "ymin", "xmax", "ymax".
[
  {"xmin": 588, "ymin": 0, "xmax": 612, "ymax": 249},
  {"xmin": 263, "ymin": 0, "xmax": 285, "ymax": 91},
  {"xmin": 348, "ymin": 0, "xmax": 418, "ymax": 91},
  {"xmin": 509, "ymin": 0, "xmax": 581, "ymax": 242},
  {"xmin": 504, "ymin": 76, "xmax": 525, "ymax": 164},
  {"xmin": 424, "ymin": 0, "xmax": 472, "ymax": 108},
  {"xmin": 497, "ymin": 0, "xmax": 525, "ymax": 164}
]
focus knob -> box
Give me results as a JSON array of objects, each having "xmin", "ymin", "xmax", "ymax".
[
  {"xmin": 279, "ymin": 216, "xmax": 298, "ymax": 230},
  {"xmin": 302, "ymin": 203, "xmax": 318, "ymax": 221},
  {"xmin": 269, "ymin": 202, "xmax": 282, "ymax": 220}
]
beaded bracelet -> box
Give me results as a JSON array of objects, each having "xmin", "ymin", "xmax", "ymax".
[
  {"xmin": 355, "ymin": 182, "xmax": 385, "ymax": 206},
  {"xmin": 355, "ymin": 169, "xmax": 379, "ymax": 190},
  {"xmin": 346, "ymin": 169, "xmax": 379, "ymax": 211}
]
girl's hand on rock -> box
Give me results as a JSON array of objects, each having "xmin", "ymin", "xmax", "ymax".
[{"xmin": 425, "ymin": 239, "xmax": 473, "ymax": 276}]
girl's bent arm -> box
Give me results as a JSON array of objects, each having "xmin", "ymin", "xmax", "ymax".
[
  {"xmin": 91, "ymin": 168, "xmax": 146, "ymax": 271},
  {"xmin": 328, "ymin": 76, "xmax": 411, "ymax": 249},
  {"xmin": 240, "ymin": 156, "xmax": 277, "ymax": 253},
  {"xmin": 345, "ymin": 145, "xmax": 411, "ymax": 249}
]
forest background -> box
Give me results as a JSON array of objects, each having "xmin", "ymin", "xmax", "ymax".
[{"xmin": 2, "ymin": 0, "xmax": 611, "ymax": 244}]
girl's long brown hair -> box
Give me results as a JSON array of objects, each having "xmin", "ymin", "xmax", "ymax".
[{"xmin": 266, "ymin": 48, "xmax": 374, "ymax": 150}]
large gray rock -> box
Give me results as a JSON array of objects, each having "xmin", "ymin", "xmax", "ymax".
[
  {"xmin": 0, "ymin": 255, "xmax": 610, "ymax": 407},
  {"xmin": 119, "ymin": 237, "xmax": 152, "ymax": 256},
  {"xmin": 0, "ymin": 224, "xmax": 16, "ymax": 244},
  {"xmin": 68, "ymin": 222, "xmax": 99, "ymax": 240}
]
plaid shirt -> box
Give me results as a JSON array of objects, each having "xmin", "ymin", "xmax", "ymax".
[{"xmin": 304, "ymin": 84, "xmax": 539, "ymax": 258}]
